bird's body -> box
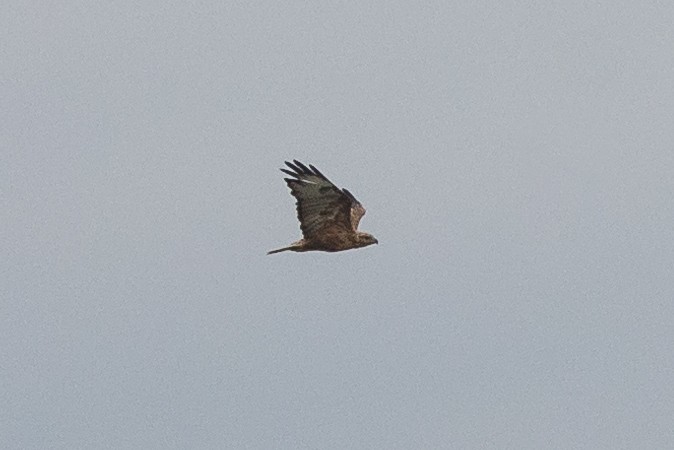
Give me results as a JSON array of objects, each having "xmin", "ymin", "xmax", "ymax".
[{"xmin": 268, "ymin": 160, "xmax": 378, "ymax": 254}]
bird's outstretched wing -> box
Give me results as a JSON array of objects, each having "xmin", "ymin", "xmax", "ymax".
[{"xmin": 281, "ymin": 160, "xmax": 366, "ymax": 239}]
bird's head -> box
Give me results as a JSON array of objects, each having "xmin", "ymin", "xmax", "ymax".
[{"xmin": 357, "ymin": 232, "xmax": 379, "ymax": 248}]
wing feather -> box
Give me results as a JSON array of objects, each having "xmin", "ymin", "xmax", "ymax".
[
  {"xmin": 281, "ymin": 161, "xmax": 367, "ymax": 239},
  {"xmin": 342, "ymin": 188, "xmax": 366, "ymax": 230}
]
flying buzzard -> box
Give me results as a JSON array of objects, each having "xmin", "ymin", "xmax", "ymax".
[{"xmin": 268, "ymin": 160, "xmax": 378, "ymax": 254}]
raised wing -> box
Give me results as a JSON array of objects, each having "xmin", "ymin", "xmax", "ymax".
[
  {"xmin": 341, "ymin": 188, "xmax": 366, "ymax": 231},
  {"xmin": 281, "ymin": 160, "xmax": 366, "ymax": 239}
]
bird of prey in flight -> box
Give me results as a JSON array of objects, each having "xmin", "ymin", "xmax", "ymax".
[{"xmin": 268, "ymin": 160, "xmax": 378, "ymax": 254}]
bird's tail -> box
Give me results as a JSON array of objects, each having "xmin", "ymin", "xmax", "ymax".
[{"xmin": 267, "ymin": 246, "xmax": 294, "ymax": 255}]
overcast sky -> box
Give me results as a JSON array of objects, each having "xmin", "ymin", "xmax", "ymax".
[{"xmin": 3, "ymin": 1, "xmax": 674, "ymax": 448}]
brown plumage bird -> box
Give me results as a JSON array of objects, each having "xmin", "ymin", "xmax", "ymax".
[{"xmin": 268, "ymin": 160, "xmax": 378, "ymax": 254}]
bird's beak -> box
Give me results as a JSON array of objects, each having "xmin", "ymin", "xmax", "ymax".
[{"xmin": 374, "ymin": 239, "xmax": 379, "ymax": 244}]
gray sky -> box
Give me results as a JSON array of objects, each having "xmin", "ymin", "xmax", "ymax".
[{"xmin": 3, "ymin": 1, "xmax": 674, "ymax": 448}]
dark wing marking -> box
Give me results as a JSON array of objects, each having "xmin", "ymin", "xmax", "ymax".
[{"xmin": 281, "ymin": 160, "xmax": 366, "ymax": 239}]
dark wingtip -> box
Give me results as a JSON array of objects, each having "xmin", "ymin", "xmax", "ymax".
[
  {"xmin": 282, "ymin": 160, "xmax": 333, "ymax": 184},
  {"xmin": 293, "ymin": 160, "xmax": 312, "ymax": 174},
  {"xmin": 309, "ymin": 164, "xmax": 328, "ymax": 180},
  {"xmin": 342, "ymin": 188, "xmax": 359, "ymax": 203},
  {"xmin": 285, "ymin": 160, "xmax": 301, "ymax": 174}
]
